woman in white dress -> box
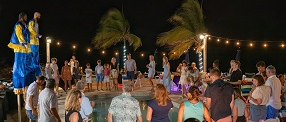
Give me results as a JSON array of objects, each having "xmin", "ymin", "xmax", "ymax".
[
  {"xmin": 179, "ymin": 60, "xmax": 188, "ymax": 98},
  {"xmin": 85, "ymin": 63, "xmax": 93, "ymax": 91},
  {"xmin": 146, "ymin": 55, "xmax": 156, "ymax": 91}
]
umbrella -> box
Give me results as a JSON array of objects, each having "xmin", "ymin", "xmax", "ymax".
[
  {"xmin": 235, "ymin": 49, "xmax": 241, "ymax": 61},
  {"xmin": 185, "ymin": 50, "xmax": 190, "ymax": 64}
]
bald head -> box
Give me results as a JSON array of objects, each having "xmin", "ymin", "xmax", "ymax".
[{"xmin": 34, "ymin": 12, "xmax": 41, "ymax": 20}]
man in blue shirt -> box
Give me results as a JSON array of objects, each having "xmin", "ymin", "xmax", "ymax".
[{"xmin": 76, "ymin": 81, "xmax": 94, "ymax": 121}]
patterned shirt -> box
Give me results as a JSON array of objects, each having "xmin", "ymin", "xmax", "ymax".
[{"xmin": 108, "ymin": 93, "xmax": 141, "ymax": 122}]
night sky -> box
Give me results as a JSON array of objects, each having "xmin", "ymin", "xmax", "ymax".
[{"xmin": 1, "ymin": 0, "xmax": 286, "ymax": 74}]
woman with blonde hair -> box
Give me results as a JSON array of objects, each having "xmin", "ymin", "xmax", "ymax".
[
  {"xmin": 146, "ymin": 84, "xmax": 173, "ymax": 122},
  {"xmin": 110, "ymin": 57, "xmax": 119, "ymax": 90},
  {"xmin": 162, "ymin": 56, "xmax": 171, "ymax": 94},
  {"xmin": 146, "ymin": 55, "xmax": 156, "ymax": 91},
  {"xmin": 65, "ymin": 89, "xmax": 83, "ymax": 122}
]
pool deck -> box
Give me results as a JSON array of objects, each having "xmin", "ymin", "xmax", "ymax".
[{"xmin": 4, "ymin": 78, "xmax": 186, "ymax": 122}]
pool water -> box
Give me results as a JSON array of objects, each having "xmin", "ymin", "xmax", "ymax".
[{"xmin": 91, "ymin": 95, "xmax": 178, "ymax": 122}]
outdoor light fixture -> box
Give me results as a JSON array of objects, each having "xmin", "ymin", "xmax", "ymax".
[
  {"xmin": 115, "ymin": 52, "xmax": 118, "ymax": 55},
  {"xmin": 141, "ymin": 53, "xmax": 144, "ymax": 57},
  {"xmin": 73, "ymin": 45, "xmax": 76, "ymax": 49},
  {"xmin": 46, "ymin": 37, "xmax": 52, "ymax": 63},
  {"xmin": 217, "ymin": 39, "xmax": 220, "ymax": 42},
  {"xmin": 226, "ymin": 40, "xmax": 229, "ymax": 44},
  {"xmin": 163, "ymin": 53, "xmax": 165, "ymax": 56},
  {"xmin": 208, "ymin": 37, "xmax": 211, "ymax": 40},
  {"xmin": 57, "ymin": 42, "xmax": 60, "ymax": 45},
  {"xmin": 250, "ymin": 43, "xmax": 253, "ymax": 47},
  {"xmin": 236, "ymin": 41, "xmax": 240, "ymax": 45},
  {"xmin": 87, "ymin": 48, "xmax": 91, "ymax": 52},
  {"xmin": 46, "ymin": 38, "xmax": 51, "ymax": 43},
  {"xmin": 199, "ymin": 35, "xmax": 205, "ymax": 39},
  {"xmin": 282, "ymin": 44, "xmax": 285, "ymax": 48},
  {"xmin": 264, "ymin": 43, "xmax": 267, "ymax": 47},
  {"xmin": 102, "ymin": 51, "xmax": 105, "ymax": 54}
]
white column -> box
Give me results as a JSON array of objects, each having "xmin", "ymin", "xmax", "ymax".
[
  {"xmin": 46, "ymin": 43, "xmax": 50, "ymax": 63},
  {"xmin": 203, "ymin": 38, "xmax": 207, "ymax": 72},
  {"xmin": 46, "ymin": 37, "xmax": 51, "ymax": 63}
]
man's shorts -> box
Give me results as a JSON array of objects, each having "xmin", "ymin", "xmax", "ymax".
[
  {"xmin": 26, "ymin": 110, "xmax": 38, "ymax": 120},
  {"xmin": 127, "ymin": 71, "xmax": 135, "ymax": 80},
  {"xmin": 96, "ymin": 73, "xmax": 103, "ymax": 82}
]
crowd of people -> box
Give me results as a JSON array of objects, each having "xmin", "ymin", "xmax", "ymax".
[
  {"xmin": 22, "ymin": 47, "xmax": 286, "ymax": 122},
  {"xmin": 106, "ymin": 60, "xmax": 286, "ymax": 122},
  {"xmin": 7, "ymin": 12, "xmax": 286, "ymax": 122}
]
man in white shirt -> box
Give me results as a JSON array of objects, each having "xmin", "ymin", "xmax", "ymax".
[
  {"xmin": 38, "ymin": 79, "xmax": 61, "ymax": 122},
  {"xmin": 76, "ymin": 81, "xmax": 94, "ymax": 121},
  {"xmin": 25, "ymin": 76, "xmax": 45, "ymax": 122},
  {"xmin": 265, "ymin": 65, "xmax": 282, "ymax": 119}
]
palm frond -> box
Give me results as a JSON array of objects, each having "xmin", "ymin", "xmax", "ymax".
[
  {"xmin": 157, "ymin": 0, "xmax": 206, "ymax": 60},
  {"xmin": 168, "ymin": 41, "xmax": 194, "ymax": 60},
  {"xmin": 157, "ymin": 26, "xmax": 195, "ymax": 46},
  {"xmin": 127, "ymin": 34, "xmax": 142, "ymax": 51},
  {"xmin": 92, "ymin": 8, "xmax": 141, "ymax": 50}
]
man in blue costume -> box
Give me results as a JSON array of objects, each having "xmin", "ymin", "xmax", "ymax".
[
  {"xmin": 28, "ymin": 12, "xmax": 42, "ymax": 76},
  {"xmin": 8, "ymin": 12, "xmax": 34, "ymax": 94}
]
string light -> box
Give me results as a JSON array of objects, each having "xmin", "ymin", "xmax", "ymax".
[
  {"xmin": 199, "ymin": 35, "xmax": 205, "ymax": 39},
  {"xmin": 102, "ymin": 50, "xmax": 105, "ymax": 54},
  {"xmin": 115, "ymin": 52, "xmax": 118, "ymax": 55},
  {"xmin": 57, "ymin": 42, "xmax": 60, "ymax": 45},
  {"xmin": 236, "ymin": 41, "xmax": 240, "ymax": 46},
  {"xmin": 198, "ymin": 51, "xmax": 203, "ymax": 72},
  {"xmin": 282, "ymin": 43, "xmax": 285, "ymax": 48},
  {"xmin": 263, "ymin": 43, "xmax": 267, "ymax": 47},
  {"xmin": 72, "ymin": 45, "xmax": 76, "ymax": 49},
  {"xmin": 250, "ymin": 42, "xmax": 253, "ymax": 47},
  {"xmin": 208, "ymin": 37, "xmax": 211, "ymax": 40},
  {"xmin": 141, "ymin": 53, "xmax": 144, "ymax": 57},
  {"xmin": 226, "ymin": 40, "xmax": 229, "ymax": 44},
  {"xmin": 217, "ymin": 39, "xmax": 220, "ymax": 42},
  {"xmin": 87, "ymin": 48, "xmax": 91, "ymax": 52}
]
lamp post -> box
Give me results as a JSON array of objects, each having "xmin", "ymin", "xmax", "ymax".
[
  {"xmin": 199, "ymin": 34, "xmax": 207, "ymax": 72},
  {"xmin": 203, "ymin": 38, "xmax": 207, "ymax": 72},
  {"xmin": 46, "ymin": 37, "xmax": 51, "ymax": 63}
]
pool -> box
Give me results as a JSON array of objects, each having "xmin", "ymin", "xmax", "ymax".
[{"xmin": 90, "ymin": 94, "xmax": 178, "ymax": 122}]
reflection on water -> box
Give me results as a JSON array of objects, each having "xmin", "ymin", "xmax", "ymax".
[{"xmin": 92, "ymin": 96, "xmax": 178, "ymax": 122}]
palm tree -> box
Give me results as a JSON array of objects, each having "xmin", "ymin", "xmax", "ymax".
[
  {"xmin": 92, "ymin": 8, "xmax": 142, "ymax": 51},
  {"xmin": 157, "ymin": 0, "xmax": 206, "ymax": 60}
]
